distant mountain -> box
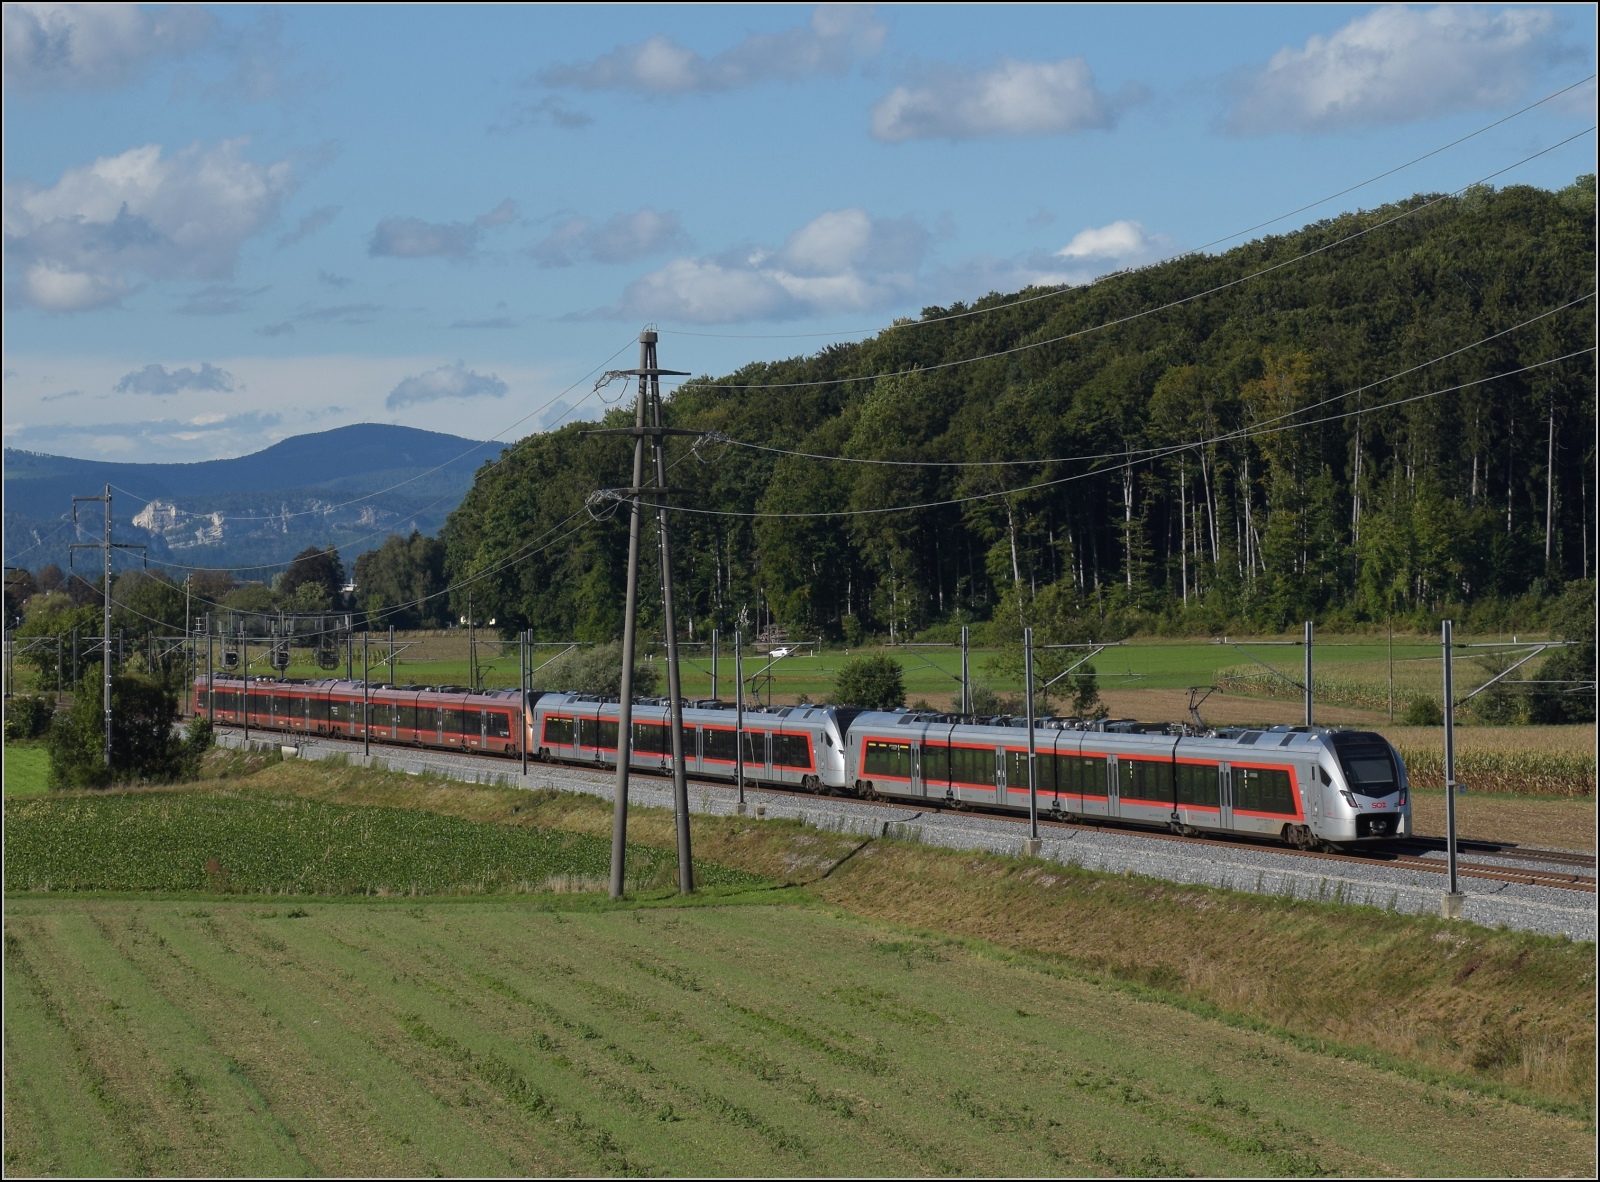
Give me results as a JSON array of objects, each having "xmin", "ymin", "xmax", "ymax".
[{"xmin": 4, "ymin": 423, "xmax": 497, "ymax": 574}]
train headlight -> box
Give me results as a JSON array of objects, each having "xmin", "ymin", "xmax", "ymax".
[{"xmin": 1340, "ymin": 790, "xmax": 1357, "ymax": 809}]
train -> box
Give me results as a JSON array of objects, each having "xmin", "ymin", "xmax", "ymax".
[{"xmin": 193, "ymin": 675, "xmax": 1410, "ymax": 849}]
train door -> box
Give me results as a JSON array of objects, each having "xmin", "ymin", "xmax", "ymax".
[
  {"xmin": 993, "ymin": 746, "xmax": 1006, "ymax": 807},
  {"xmin": 1106, "ymin": 756, "xmax": 1121, "ymax": 818},
  {"xmin": 909, "ymin": 741, "xmax": 922, "ymax": 797},
  {"xmin": 1218, "ymin": 762, "xmax": 1234, "ymax": 829}
]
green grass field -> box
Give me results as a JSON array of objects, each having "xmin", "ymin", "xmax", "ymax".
[
  {"xmin": 5, "ymin": 896, "xmax": 1591, "ymax": 1178},
  {"xmin": 3, "ymin": 791, "xmax": 759, "ymax": 896},
  {"xmin": 3, "ymin": 743, "xmax": 50, "ymax": 797},
  {"xmin": 4, "ymin": 756, "xmax": 1593, "ymax": 1176},
  {"xmin": 245, "ymin": 633, "xmax": 1462, "ymax": 702}
]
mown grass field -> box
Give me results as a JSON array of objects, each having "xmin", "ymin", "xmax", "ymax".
[
  {"xmin": 4, "ymin": 755, "xmax": 1594, "ymax": 1176},
  {"xmin": 3, "ymin": 742, "xmax": 50, "ymax": 798},
  {"xmin": 7, "ymin": 896, "xmax": 1592, "ymax": 1179}
]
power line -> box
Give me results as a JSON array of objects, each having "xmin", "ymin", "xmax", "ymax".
[
  {"xmin": 658, "ymin": 76, "xmax": 1596, "ymax": 343},
  {"xmin": 706, "ymin": 292, "xmax": 1595, "ymax": 469},
  {"xmin": 627, "ymin": 348, "xmax": 1594, "ymax": 521},
  {"xmin": 670, "ymin": 130, "xmax": 1595, "ymax": 392}
]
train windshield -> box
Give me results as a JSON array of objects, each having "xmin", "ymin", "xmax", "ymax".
[{"xmin": 1332, "ymin": 733, "xmax": 1399, "ymax": 797}]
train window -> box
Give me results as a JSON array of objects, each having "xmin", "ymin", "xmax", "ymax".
[
  {"xmin": 1059, "ymin": 755, "xmax": 1104, "ymax": 795},
  {"xmin": 1175, "ymin": 763, "xmax": 1220, "ymax": 808},
  {"xmin": 774, "ymin": 733, "xmax": 811, "ymax": 768},
  {"xmin": 633, "ymin": 722, "xmax": 670, "ymax": 754},
  {"xmin": 948, "ymin": 745, "xmax": 995, "ymax": 787},
  {"xmin": 1119, "ymin": 759, "xmax": 1173, "ymax": 802},
  {"xmin": 743, "ymin": 731, "xmax": 764, "ymax": 765},
  {"xmin": 701, "ymin": 727, "xmax": 735, "ymax": 761},
  {"xmin": 396, "ymin": 704, "xmax": 414, "ymax": 730},
  {"xmin": 487, "ymin": 711, "xmax": 510, "ymax": 738},
  {"xmin": 330, "ymin": 700, "xmax": 347, "ymax": 723},
  {"xmin": 544, "ymin": 716, "xmax": 574, "ymax": 745},
  {"xmin": 1233, "ymin": 767, "xmax": 1296, "ymax": 814},
  {"xmin": 596, "ymin": 720, "xmax": 619, "ymax": 749},
  {"xmin": 442, "ymin": 708, "xmax": 465, "ymax": 734},
  {"xmin": 463, "ymin": 710, "xmax": 483, "ymax": 738},
  {"xmin": 922, "ymin": 744, "xmax": 949, "ymax": 783},
  {"xmin": 309, "ymin": 697, "xmax": 328, "ymax": 723},
  {"xmin": 864, "ymin": 740, "xmax": 911, "ymax": 778}
]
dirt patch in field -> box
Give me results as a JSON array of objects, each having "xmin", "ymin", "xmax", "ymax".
[{"xmin": 1408, "ymin": 792, "xmax": 1596, "ymax": 852}]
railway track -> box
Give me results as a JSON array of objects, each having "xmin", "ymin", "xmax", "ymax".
[
  {"xmin": 720, "ymin": 777, "xmax": 1598, "ymax": 893},
  {"xmin": 220, "ymin": 727, "xmax": 1597, "ymax": 895}
]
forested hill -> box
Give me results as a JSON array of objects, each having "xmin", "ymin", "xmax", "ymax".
[{"xmin": 444, "ymin": 177, "xmax": 1597, "ymax": 643}]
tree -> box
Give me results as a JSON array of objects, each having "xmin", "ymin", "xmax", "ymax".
[
  {"xmin": 352, "ymin": 531, "xmax": 450, "ymax": 629},
  {"xmin": 47, "ymin": 669, "xmax": 203, "ymax": 789},
  {"xmin": 1527, "ymin": 580, "xmax": 1596, "ymax": 723},
  {"xmin": 831, "ymin": 654, "xmax": 906, "ymax": 709},
  {"xmin": 280, "ymin": 546, "xmax": 345, "ymax": 603},
  {"xmin": 530, "ymin": 641, "xmax": 660, "ymax": 698},
  {"xmin": 5, "ymin": 567, "xmax": 36, "ymax": 624}
]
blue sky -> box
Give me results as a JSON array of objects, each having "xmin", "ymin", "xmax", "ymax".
[{"xmin": 3, "ymin": 3, "xmax": 1594, "ymax": 463}]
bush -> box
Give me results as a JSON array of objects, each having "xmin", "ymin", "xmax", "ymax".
[
  {"xmin": 4, "ymin": 694, "xmax": 54, "ymax": 741},
  {"xmin": 47, "ymin": 672, "xmax": 194, "ymax": 789},
  {"xmin": 831, "ymin": 654, "xmax": 905, "ymax": 710},
  {"xmin": 1403, "ymin": 696, "xmax": 1444, "ymax": 726}
]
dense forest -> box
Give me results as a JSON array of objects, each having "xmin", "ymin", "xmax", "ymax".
[{"xmin": 441, "ymin": 177, "xmax": 1596, "ymax": 645}]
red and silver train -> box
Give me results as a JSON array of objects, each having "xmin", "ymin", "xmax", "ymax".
[{"xmin": 195, "ymin": 676, "xmax": 1409, "ymax": 848}]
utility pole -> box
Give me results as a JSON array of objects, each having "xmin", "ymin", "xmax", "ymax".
[
  {"xmin": 240, "ymin": 622, "xmax": 250, "ymax": 742},
  {"xmin": 362, "ymin": 629, "xmax": 371, "ymax": 760},
  {"xmin": 519, "ymin": 630, "xmax": 528, "ymax": 777},
  {"xmin": 1024, "ymin": 626, "xmax": 1040, "ymax": 854},
  {"xmin": 388, "ymin": 624, "xmax": 396, "ymax": 685},
  {"xmin": 206, "ymin": 613, "xmax": 214, "ymax": 719},
  {"xmin": 467, "ymin": 593, "xmax": 477, "ymax": 691},
  {"xmin": 735, "ymin": 629, "xmax": 746, "ymax": 812},
  {"xmin": 1387, "ymin": 615, "xmax": 1395, "ymax": 724},
  {"xmin": 69, "ymin": 485, "xmax": 144, "ymax": 767},
  {"xmin": 591, "ymin": 329, "xmax": 694, "ymax": 898},
  {"xmin": 960, "ymin": 625, "xmax": 970, "ymax": 714},
  {"xmin": 1303, "ymin": 620, "xmax": 1314, "ymax": 727},
  {"xmin": 711, "ymin": 628, "xmax": 718, "ymax": 701},
  {"xmin": 1441, "ymin": 620, "xmax": 1464, "ymax": 919}
]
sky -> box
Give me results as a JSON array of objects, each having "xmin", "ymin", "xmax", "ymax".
[{"xmin": 2, "ymin": 3, "xmax": 1595, "ymax": 464}]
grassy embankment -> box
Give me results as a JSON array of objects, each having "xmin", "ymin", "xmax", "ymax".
[{"xmin": 4, "ymin": 751, "xmax": 1593, "ymax": 1178}]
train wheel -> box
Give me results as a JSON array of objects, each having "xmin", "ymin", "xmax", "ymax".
[{"xmin": 801, "ymin": 775, "xmax": 820, "ymax": 793}]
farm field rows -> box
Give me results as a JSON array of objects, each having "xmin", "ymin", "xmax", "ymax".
[{"xmin": 5, "ymin": 895, "xmax": 1593, "ymax": 1178}]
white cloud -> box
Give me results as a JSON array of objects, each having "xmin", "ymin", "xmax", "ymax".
[
  {"xmin": 531, "ymin": 208, "xmax": 688, "ymax": 267},
  {"xmin": 1056, "ymin": 219, "xmax": 1173, "ymax": 268},
  {"xmin": 540, "ymin": 4, "xmax": 883, "ymax": 93},
  {"xmin": 3, "ymin": 139, "xmax": 293, "ymax": 312},
  {"xmin": 386, "ymin": 363, "xmax": 509, "ymax": 410},
  {"xmin": 114, "ymin": 361, "xmax": 238, "ymax": 396},
  {"xmin": 871, "ymin": 57, "xmax": 1127, "ymax": 142},
  {"xmin": 369, "ymin": 200, "xmax": 517, "ymax": 260},
  {"xmin": 1229, "ymin": 5, "xmax": 1564, "ymax": 133},
  {"xmin": 601, "ymin": 208, "xmax": 929, "ymax": 324},
  {"xmin": 3, "ymin": 2, "xmax": 212, "ymax": 92}
]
